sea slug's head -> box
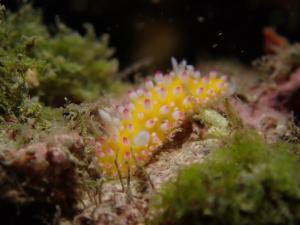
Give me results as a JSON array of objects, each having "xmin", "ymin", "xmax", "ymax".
[{"xmin": 96, "ymin": 60, "xmax": 230, "ymax": 177}]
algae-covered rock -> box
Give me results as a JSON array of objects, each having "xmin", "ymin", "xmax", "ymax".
[
  {"xmin": 151, "ymin": 130, "xmax": 300, "ymax": 225},
  {"xmin": 0, "ymin": 4, "xmax": 115, "ymax": 221},
  {"xmin": 0, "ymin": 4, "xmax": 120, "ymax": 117},
  {"xmin": 0, "ymin": 104, "xmax": 101, "ymax": 224}
]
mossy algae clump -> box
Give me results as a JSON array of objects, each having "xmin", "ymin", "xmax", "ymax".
[
  {"xmin": 151, "ymin": 131, "xmax": 300, "ymax": 225},
  {"xmin": 0, "ymin": 4, "xmax": 120, "ymax": 117},
  {"xmin": 0, "ymin": 4, "xmax": 120, "ymax": 223}
]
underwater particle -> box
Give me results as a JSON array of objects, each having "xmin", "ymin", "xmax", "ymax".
[
  {"xmin": 96, "ymin": 60, "xmax": 229, "ymax": 177},
  {"xmin": 212, "ymin": 43, "xmax": 219, "ymax": 48},
  {"xmin": 197, "ymin": 16, "xmax": 205, "ymax": 23}
]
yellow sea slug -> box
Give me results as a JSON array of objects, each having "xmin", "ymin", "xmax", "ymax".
[{"xmin": 96, "ymin": 60, "xmax": 229, "ymax": 177}]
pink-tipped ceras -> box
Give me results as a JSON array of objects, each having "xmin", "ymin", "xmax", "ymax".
[{"xmin": 96, "ymin": 60, "xmax": 229, "ymax": 177}]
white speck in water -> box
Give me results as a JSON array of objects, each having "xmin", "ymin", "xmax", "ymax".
[
  {"xmin": 212, "ymin": 43, "xmax": 218, "ymax": 48},
  {"xmin": 197, "ymin": 16, "xmax": 205, "ymax": 23}
]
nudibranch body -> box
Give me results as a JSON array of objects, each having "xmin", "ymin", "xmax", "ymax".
[{"xmin": 96, "ymin": 61, "xmax": 229, "ymax": 177}]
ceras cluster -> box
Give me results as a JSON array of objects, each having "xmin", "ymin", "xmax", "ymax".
[{"xmin": 96, "ymin": 61, "xmax": 229, "ymax": 177}]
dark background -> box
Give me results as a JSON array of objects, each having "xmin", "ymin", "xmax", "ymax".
[{"xmin": 2, "ymin": 0, "xmax": 300, "ymax": 70}]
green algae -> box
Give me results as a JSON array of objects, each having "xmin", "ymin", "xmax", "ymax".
[
  {"xmin": 150, "ymin": 130, "xmax": 300, "ymax": 225},
  {"xmin": 0, "ymin": 4, "xmax": 121, "ymax": 118}
]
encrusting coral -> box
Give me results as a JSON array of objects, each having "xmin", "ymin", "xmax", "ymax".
[{"xmin": 96, "ymin": 60, "xmax": 229, "ymax": 177}]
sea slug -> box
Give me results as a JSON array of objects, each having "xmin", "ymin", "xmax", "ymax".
[{"xmin": 96, "ymin": 60, "xmax": 229, "ymax": 177}]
